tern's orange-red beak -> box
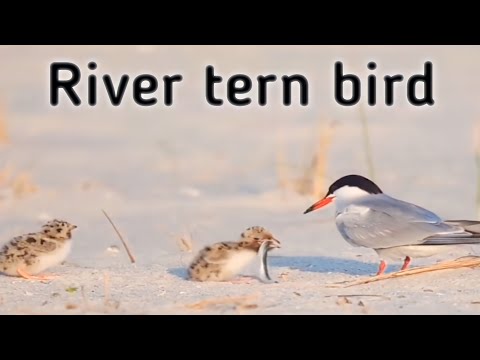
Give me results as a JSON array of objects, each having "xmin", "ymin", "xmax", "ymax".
[{"xmin": 303, "ymin": 195, "xmax": 335, "ymax": 214}]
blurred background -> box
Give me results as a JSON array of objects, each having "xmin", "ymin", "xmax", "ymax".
[{"xmin": 0, "ymin": 45, "xmax": 479, "ymax": 266}]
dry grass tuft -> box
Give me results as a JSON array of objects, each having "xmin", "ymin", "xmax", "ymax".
[
  {"xmin": 0, "ymin": 165, "xmax": 38, "ymax": 200},
  {"xmin": 304, "ymin": 119, "xmax": 337, "ymax": 198},
  {"xmin": 176, "ymin": 231, "xmax": 194, "ymax": 253},
  {"xmin": 174, "ymin": 229, "xmax": 196, "ymax": 268},
  {"xmin": 336, "ymin": 296, "xmax": 352, "ymax": 306},
  {"xmin": 65, "ymin": 275, "xmax": 120, "ymax": 314},
  {"xmin": 279, "ymin": 272, "xmax": 289, "ymax": 282},
  {"xmin": 0, "ymin": 165, "xmax": 12, "ymax": 187},
  {"xmin": 0, "ymin": 102, "xmax": 9, "ymax": 144},
  {"xmin": 11, "ymin": 172, "xmax": 38, "ymax": 198},
  {"xmin": 184, "ymin": 293, "xmax": 260, "ymax": 313},
  {"xmin": 277, "ymin": 118, "xmax": 337, "ymax": 197},
  {"xmin": 16, "ymin": 276, "xmax": 124, "ymax": 314}
]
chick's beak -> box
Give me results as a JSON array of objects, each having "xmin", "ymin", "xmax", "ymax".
[{"xmin": 267, "ymin": 238, "xmax": 281, "ymax": 249}]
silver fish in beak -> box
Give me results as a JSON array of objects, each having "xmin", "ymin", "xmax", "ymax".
[{"xmin": 257, "ymin": 239, "xmax": 280, "ymax": 284}]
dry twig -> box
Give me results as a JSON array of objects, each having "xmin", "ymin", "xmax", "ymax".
[
  {"xmin": 331, "ymin": 256, "xmax": 480, "ymax": 288},
  {"xmin": 102, "ymin": 209, "xmax": 136, "ymax": 263}
]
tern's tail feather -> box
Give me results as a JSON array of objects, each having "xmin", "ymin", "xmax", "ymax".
[
  {"xmin": 423, "ymin": 220, "xmax": 480, "ymax": 245},
  {"xmin": 445, "ymin": 220, "xmax": 480, "ymax": 230}
]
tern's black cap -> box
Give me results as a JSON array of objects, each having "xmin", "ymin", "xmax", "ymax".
[{"xmin": 326, "ymin": 175, "xmax": 383, "ymax": 196}]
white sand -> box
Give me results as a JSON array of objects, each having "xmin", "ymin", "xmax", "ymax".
[{"xmin": 0, "ymin": 45, "xmax": 480, "ymax": 314}]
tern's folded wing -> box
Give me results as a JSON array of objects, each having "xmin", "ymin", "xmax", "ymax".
[{"xmin": 336, "ymin": 196, "xmax": 464, "ymax": 249}]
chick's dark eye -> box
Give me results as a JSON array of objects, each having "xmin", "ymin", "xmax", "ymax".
[{"xmin": 254, "ymin": 237, "xmax": 260, "ymax": 241}]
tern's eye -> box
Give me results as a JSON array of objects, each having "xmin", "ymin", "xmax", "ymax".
[{"xmin": 254, "ymin": 237, "xmax": 260, "ymax": 241}]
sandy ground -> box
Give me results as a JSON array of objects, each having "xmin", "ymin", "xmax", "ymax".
[{"xmin": 1, "ymin": 45, "xmax": 480, "ymax": 314}]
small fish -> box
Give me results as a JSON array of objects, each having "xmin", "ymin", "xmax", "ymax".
[{"xmin": 258, "ymin": 240, "xmax": 278, "ymax": 284}]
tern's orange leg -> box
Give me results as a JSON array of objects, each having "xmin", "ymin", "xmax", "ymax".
[
  {"xmin": 376, "ymin": 260, "xmax": 387, "ymax": 276},
  {"xmin": 17, "ymin": 268, "xmax": 57, "ymax": 281},
  {"xmin": 401, "ymin": 256, "xmax": 411, "ymax": 271}
]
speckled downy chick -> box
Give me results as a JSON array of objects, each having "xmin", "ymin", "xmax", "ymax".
[
  {"xmin": 0, "ymin": 219, "xmax": 77, "ymax": 281},
  {"xmin": 188, "ymin": 226, "xmax": 281, "ymax": 282}
]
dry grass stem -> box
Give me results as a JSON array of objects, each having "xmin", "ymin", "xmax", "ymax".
[
  {"xmin": 102, "ymin": 209, "xmax": 136, "ymax": 264},
  {"xmin": 358, "ymin": 104, "xmax": 375, "ymax": 181},
  {"xmin": 474, "ymin": 122, "xmax": 480, "ymax": 219},
  {"xmin": 309, "ymin": 120, "xmax": 336, "ymax": 198},
  {"xmin": 103, "ymin": 272, "xmax": 111, "ymax": 306},
  {"xmin": 177, "ymin": 232, "xmax": 193, "ymax": 253},
  {"xmin": 0, "ymin": 102, "xmax": 9, "ymax": 144},
  {"xmin": 333, "ymin": 256, "xmax": 480, "ymax": 288}
]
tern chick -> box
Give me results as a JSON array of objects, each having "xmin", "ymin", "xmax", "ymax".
[
  {"xmin": 0, "ymin": 219, "xmax": 77, "ymax": 281},
  {"xmin": 188, "ymin": 226, "xmax": 281, "ymax": 282}
]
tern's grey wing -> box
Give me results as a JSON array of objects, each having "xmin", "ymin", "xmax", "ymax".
[
  {"xmin": 359, "ymin": 194, "xmax": 446, "ymax": 224},
  {"xmin": 422, "ymin": 220, "xmax": 480, "ymax": 245},
  {"xmin": 336, "ymin": 195, "xmax": 463, "ymax": 249}
]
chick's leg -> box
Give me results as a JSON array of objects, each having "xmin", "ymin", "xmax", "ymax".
[{"xmin": 17, "ymin": 268, "xmax": 57, "ymax": 281}]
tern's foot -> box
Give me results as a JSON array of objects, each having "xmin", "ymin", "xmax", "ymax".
[
  {"xmin": 17, "ymin": 268, "xmax": 58, "ymax": 281},
  {"xmin": 376, "ymin": 260, "xmax": 387, "ymax": 276},
  {"xmin": 401, "ymin": 256, "xmax": 411, "ymax": 271}
]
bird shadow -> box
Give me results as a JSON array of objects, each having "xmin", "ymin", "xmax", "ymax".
[
  {"xmin": 168, "ymin": 267, "xmax": 189, "ymax": 280},
  {"xmin": 269, "ymin": 256, "xmax": 377, "ymax": 276},
  {"xmin": 167, "ymin": 256, "xmax": 377, "ymax": 280}
]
